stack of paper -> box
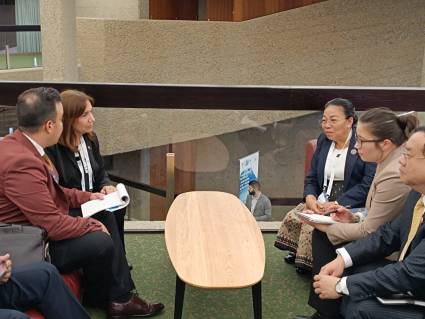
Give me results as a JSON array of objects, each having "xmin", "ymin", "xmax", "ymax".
[
  {"xmin": 81, "ymin": 183, "xmax": 130, "ymax": 218},
  {"xmin": 295, "ymin": 211, "xmax": 337, "ymax": 224}
]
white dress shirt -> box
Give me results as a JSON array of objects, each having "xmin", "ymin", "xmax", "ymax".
[{"xmin": 22, "ymin": 133, "xmax": 45, "ymax": 156}]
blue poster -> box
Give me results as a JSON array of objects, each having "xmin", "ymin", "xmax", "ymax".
[{"xmin": 239, "ymin": 151, "xmax": 259, "ymax": 202}]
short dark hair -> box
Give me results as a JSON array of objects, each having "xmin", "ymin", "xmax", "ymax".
[
  {"xmin": 249, "ymin": 180, "xmax": 261, "ymax": 189},
  {"xmin": 324, "ymin": 98, "xmax": 358, "ymax": 125},
  {"xmin": 413, "ymin": 126, "xmax": 425, "ymax": 156},
  {"xmin": 17, "ymin": 87, "xmax": 61, "ymax": 133}
]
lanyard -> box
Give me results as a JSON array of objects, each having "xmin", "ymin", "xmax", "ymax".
[
  {"xmin": 322, "ymin": 131, "xmax": 351, "ymax": 200},
  {"xmin": 75, "ymin": 136, "xmax": 94, "ymax": 191}
]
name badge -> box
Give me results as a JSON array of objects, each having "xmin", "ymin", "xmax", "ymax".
[{"xmin": 317, "ymin": 192, "xmax": 328, "ymax": 203}]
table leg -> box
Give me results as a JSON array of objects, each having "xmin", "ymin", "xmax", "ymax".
[
  {"xmin": 252, "ymin": 281, "xmax": 262, "ymax": 319},
  {"xmin": 174, "ymin": 275, "xmax": 186, "ymax": 319}
]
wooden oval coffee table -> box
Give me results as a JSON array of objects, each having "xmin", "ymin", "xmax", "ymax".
[{"xmin": 165, "ymin": 191, "xmax": 265, "ymax": 319}]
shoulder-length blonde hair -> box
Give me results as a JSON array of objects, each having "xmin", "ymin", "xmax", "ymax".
[{"xmin": 59, "ymin": 89, "xmax": 95, "ymax": 151}]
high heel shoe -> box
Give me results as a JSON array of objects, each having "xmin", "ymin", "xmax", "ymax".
[{"xmin": 284, "ymin": 252, "xmax": 296, "ymax": 264}]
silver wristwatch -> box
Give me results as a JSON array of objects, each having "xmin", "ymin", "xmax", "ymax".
[{"xmin": 335, "ymin": 278, "xmax": 344, "ymax": 295}]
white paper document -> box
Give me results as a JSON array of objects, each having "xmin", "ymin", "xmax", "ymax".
[
  {"xmin": 295, "ymin": 211, "xmax": 337, "ymax": 224},
  {"xmin": 81, "ymin": 183, "xmax": 130, "ymax": 218},
  {"xmin": 377, "ymin": 295, "xmax": 425, "ymax": 307}
]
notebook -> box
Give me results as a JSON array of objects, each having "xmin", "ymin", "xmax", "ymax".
[
  {"xmin": 295, "ymin": 211, "xmax": 337, "ymax": 224},
  {"xmin": 376, "ymin": 294, "xmax": 425, "ymax": 307},
  {"xmin": 81, "ymin": 183, "xmax": 130, "ymax": 217}
]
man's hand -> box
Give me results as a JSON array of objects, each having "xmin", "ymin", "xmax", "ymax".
[
  {"xmin": 0, "ymin": 254, "xmax": 12, "ymax": 284},
  {"xmin": 100, "ymin": 185, "xmax": 117, "ymax": 195},
  {"xmin": 319, "ymin": 255, "xmax": 345, "ymax": 277},
  {"xmin": 313, "ymin": 274, "xmax": 342, "ymax": 299},
  {"xmin": 89, "ymin": 192, "xmax": 104, "ymax": 201}
]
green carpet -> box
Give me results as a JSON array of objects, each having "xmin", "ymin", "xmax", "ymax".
[{"xmin": 88, "ymin": 233, "xmax": 314, "ymax": 319}]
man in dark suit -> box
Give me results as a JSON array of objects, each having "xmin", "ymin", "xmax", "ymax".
[
  {"xmin": 0, "ymin": 87, "xmax": 164, "ymax": 318},
  {"xmin": 0, "ymin": 254, "xmax": 90, "ymax": 319},
  {"xmin": 309, "ymin": 127, "xmax": 425, "ymax": 319}
]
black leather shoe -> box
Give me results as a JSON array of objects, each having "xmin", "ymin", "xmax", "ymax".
[
  {"xmin": 108, "ymin": 294, "xmax": 164, "ymax": 318},
  {"xmin": 284, "ymin": 252, "xmax": 296, "ymax": 264},
  {"xmin": 295, "ymin": 266, "xmax": 312, "ymax": 275}
]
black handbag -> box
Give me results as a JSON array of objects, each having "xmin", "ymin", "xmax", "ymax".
[{"xmin": 0, "ymin": 223, "xmax": 50, "ymax": 267}]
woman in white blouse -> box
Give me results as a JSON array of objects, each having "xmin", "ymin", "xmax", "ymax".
[{"xmin": 274, "ymin": 98, "xmax": 376, "ymax": 274}]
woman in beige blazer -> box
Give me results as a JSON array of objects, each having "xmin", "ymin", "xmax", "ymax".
[
  {"xmin": 322, "ymin": 109, "xmax": 416, "ymax": 245},
  {"xmin": 303, "ymin": 107, "xmax": 418, "ymax": 319},
  {"xmin": 324, "ymin": 144, "xmax": 408, "ymax": 245}
]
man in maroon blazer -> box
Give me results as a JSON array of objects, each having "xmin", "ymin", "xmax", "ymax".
[{"xmin": 0, "ymin": 87, "xmax": 164, "ymax": 318}]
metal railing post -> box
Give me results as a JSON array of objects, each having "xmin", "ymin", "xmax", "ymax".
[
  {"xmin": 5, "ymin": 45, "xmax": 10, "ymax": 69},
  {"xmin": 166, "ymin": 153, "xmax": 175, "ymax": 213}
]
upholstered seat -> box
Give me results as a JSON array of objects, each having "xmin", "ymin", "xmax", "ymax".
[{"xmin": 304, "ymin": 139, "xmax": 318, "ymax": 176}]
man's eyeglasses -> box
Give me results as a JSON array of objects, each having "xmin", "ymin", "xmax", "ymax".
[
  {"xmin": 401, "ymin": 150, "xmax": 425, "ymax": 160},
  {"xmin": 354, "ymin": 135, "xmax": 383, "ymax": 148}
]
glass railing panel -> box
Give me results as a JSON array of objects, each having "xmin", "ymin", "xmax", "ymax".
[
  {"xmin": 2, "ymin": 103, "xmax": 424, "ymax": 222},
  {"xmin": 124, "ymin": 186, "xmax": 152, "ymax": 221},
  {"xmin": 104, "ymin": 109, "xmax": 425, "ymax": 221},
  {"xmin": 0, "ymin": 105, "xmax": 17, "ymax": 136},
  {"xmin": 103, "ymin": 109, "xmax": 324, "ymax": 221},
  {"xmin": 0, "ymin": 31, "xmax": 42, "ymax": 70}
]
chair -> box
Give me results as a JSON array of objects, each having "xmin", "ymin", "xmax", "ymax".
[{"xmin": 304, "ymin": 139, "xmax": 317, "ymax": 176}]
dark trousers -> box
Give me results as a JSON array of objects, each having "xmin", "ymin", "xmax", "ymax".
[
  {"xmin": 0, "ymin": 262, "xmax": 90, "ymax": 319},
  {"xmin": 309, "ymin": 230, "xmax": 423, "ymax": 319},
  {"xmin": 341, "ymin": 261, "xmax": 424, "ymax": 319},
  {"xmin": 114, "ymin": 207, "xmax": 126, "ymax": 252},
  {"xmin": 343, "ymin": 297, "xmax": 424, "ymax": 319},
  {"xmin": 50, "ymin": 209, "xmax": 134, "ymax": 307},
  {"xmin": 308, "ymin": 229, "xmax": 345, "ymax": 318},
  {"xmin": 0, "ymin": 310, "xmax": 28, "ymax": 319}
]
